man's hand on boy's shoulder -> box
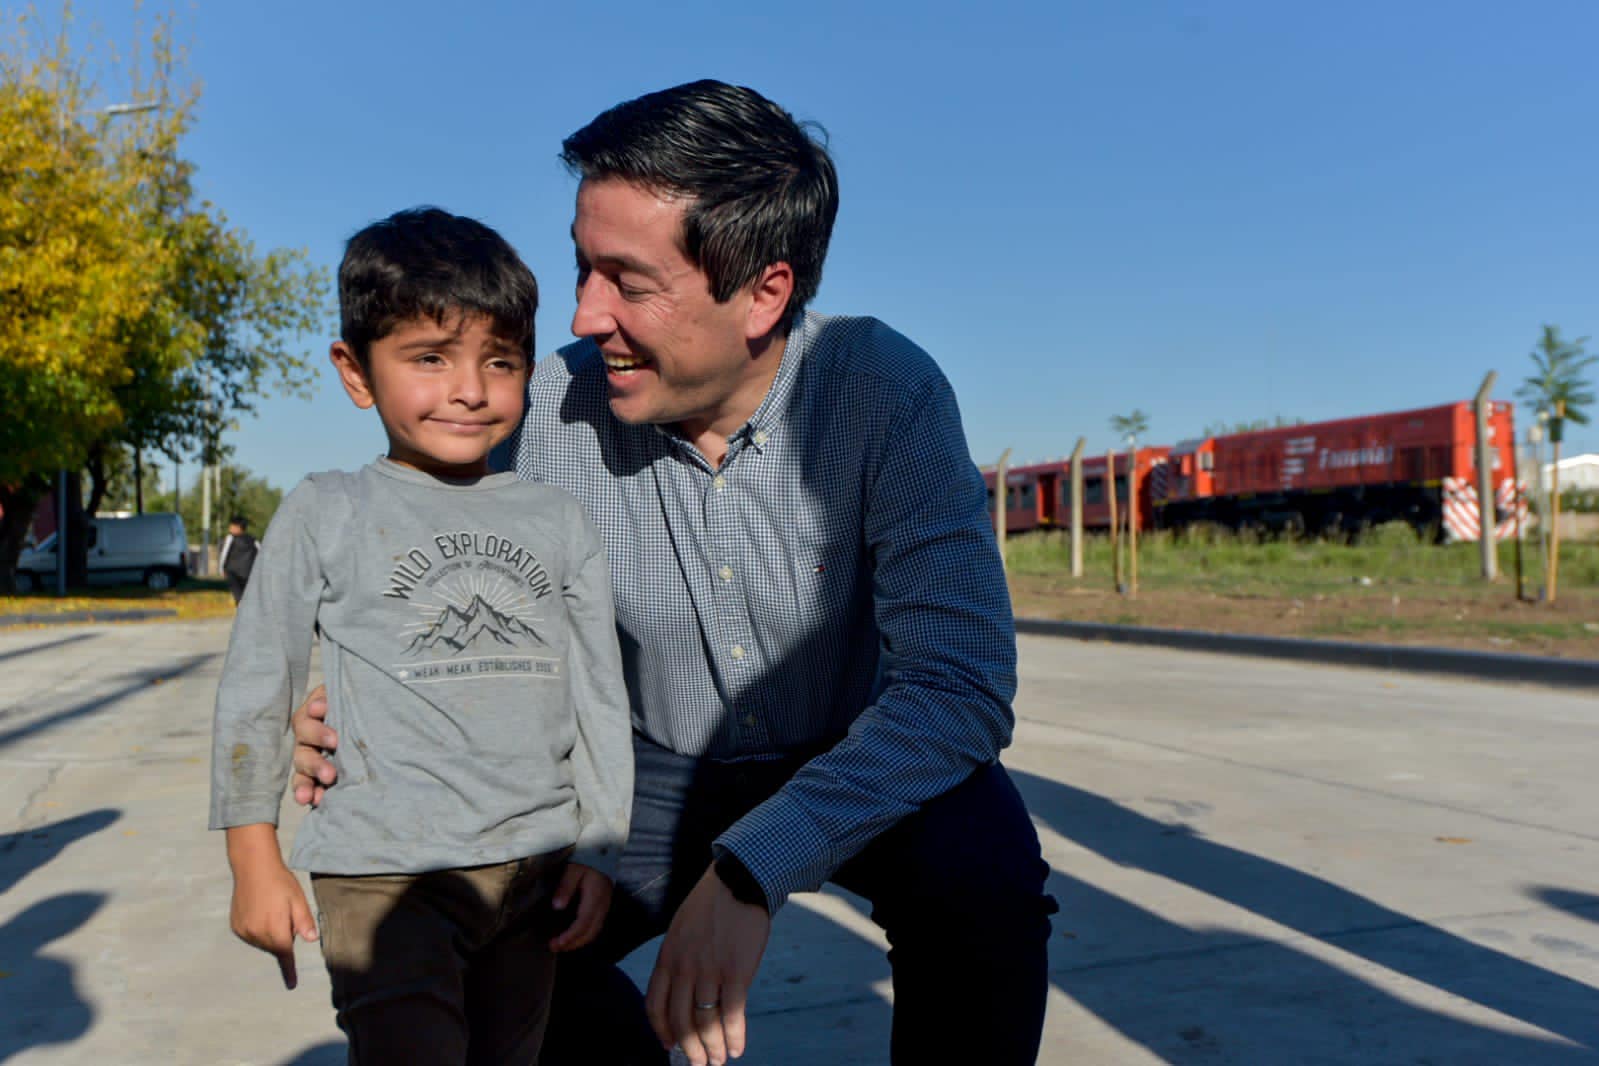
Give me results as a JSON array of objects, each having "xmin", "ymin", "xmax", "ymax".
[
  {"xmin": 549, "ymin": 863, "xmax": 613, "ymax": 953},
  {"xmin": 291, "ymin": 685, "xmax": 339, "ymax": 805}
]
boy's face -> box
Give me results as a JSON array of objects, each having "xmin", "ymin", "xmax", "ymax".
[
  {"xmin": 330, "ymin": 313, "xmax": 528, "ymax": 478},
  {"xmin": 228, "ymin": 522, "xmax": 243, "ymax": 536}
]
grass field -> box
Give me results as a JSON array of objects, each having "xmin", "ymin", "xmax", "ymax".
[
  {"xmin": 1006, "ymin": 524, "xmax": 1599, "ymax": 659},
  {"xmin": 0, "ymin": 579, "xmax": 236, "ymax": 623}
]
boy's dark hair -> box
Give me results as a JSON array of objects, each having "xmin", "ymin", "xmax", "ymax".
[
  {"xmin": 228, "ymin": 515, "xmax": 247, "ymax": 530},
  {"xmin": 561, "ymin": 80, "xmax": 838, "ymax": 336},
  {"xmin": 339, "ymin": 207, "xmax": 539, "ymax": 366}
]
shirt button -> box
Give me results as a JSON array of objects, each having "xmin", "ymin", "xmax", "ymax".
[
  {"xmin": 754, "ymin": 430, "xmax": 769, "ymax": 446},
  {"xmin": 744, "ymin": 714, "xmax": 758, "ymax": 728},
  {"xmin": 713, "ymin": 475, "xmax": 727, "ymax": 491},
  {"xmin": 731, "ymin": 644, "xmax": 746, "ymax": 660},
  {"xmin": 719, "ymin": 565, "xmax": 733, "ymax": 582}
]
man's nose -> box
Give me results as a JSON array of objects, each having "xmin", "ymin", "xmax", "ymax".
[{"xmin": 571, "ymin": 276, "xmax": 616, "ymax": 340}]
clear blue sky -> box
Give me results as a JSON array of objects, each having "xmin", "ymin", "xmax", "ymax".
[{"xmin": 77, "ymin": 0, "xmax": 1599, "ymax": 491}]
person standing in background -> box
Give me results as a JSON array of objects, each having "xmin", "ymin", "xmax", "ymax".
[{"xmin": 218, "ymin": 516, "xmax": 258, "ymax": 605}]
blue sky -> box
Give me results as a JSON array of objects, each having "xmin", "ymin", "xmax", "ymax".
[{"xmin": 74, "ymin": 0, "xmax": 1599, "ymax": 491}]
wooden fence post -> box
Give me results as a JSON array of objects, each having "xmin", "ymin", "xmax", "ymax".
[
  {"xmin": 995, "ymin": 447, "xmax": 1012, "ymax": 574},
  {"xmin": 1069, "ymin": 438, "xmax": 1085, "ymax": 579},
  {"xmin": 1128, "ymin": 446, "xmax": 1139, "ymax": 598},
  {"xmin": 1107, "ymin": 450, "xmax": 1121, "ymax": 592},
  {"xmin": 1473, "ymin": 371, "xmax": 1498, "ymax": 581}
]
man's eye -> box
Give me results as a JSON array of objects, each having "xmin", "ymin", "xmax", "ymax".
[
  {"xmin": 417, "ymin": 352, "xmax": 445, "ymax": 365},
  {"xmin": 618, "ymin": 283, "xmax": 647, "ymax": 300}
]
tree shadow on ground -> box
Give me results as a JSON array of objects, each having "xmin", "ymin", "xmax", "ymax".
[
  {"xmin": 1015, "ymin": 769, "xmax": 1599, "ymax": 1063},
  {"xmin": 0, "ymin": 892, "xmax": 107, "ymax": 1064}
]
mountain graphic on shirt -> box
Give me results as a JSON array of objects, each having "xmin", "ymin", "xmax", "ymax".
[{"xmin": 405, "ymin": 595, "xmax": 546, "ymax": 654}]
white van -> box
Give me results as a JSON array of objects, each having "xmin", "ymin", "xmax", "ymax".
[{"xmin": 15, "ymin": 513, "xmax": 189, "ymax": 592}]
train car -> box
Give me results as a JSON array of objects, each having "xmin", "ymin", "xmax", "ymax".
[
  {"xmin": 1153, "ymin": 401, "xmax": 1519, "ymax": 540},
  {"xmin": 984, "ymin": 449, "xmax": 1171, "ymax": 534}
]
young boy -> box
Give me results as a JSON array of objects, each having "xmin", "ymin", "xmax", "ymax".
[{"xmin": 210, "ymin": 207, "xmax": 631, "ymax": 1065}]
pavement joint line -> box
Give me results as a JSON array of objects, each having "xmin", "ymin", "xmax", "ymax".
[
  {"xmin": 1016, "ymin": 617, "xmax": 1599, "ymax": 691},
  {"xmin": 1018, "ymin": 716, "xmax": 1599, "ymax": 846},
  {"xmin": 8, "ymin": 762, "xmax": 63, "ymax": 842}
]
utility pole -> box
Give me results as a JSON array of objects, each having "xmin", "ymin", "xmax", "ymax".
[
  {"xmin": 1069, "ymin": 437, "xmax": 1085, "ymax": 579},
  {"xmin": 1472, "ymin": 372, "xmax": 1498, "ymax": 581}
]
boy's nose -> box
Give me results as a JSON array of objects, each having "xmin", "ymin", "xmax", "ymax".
[{"xmin": 452, "ymin": 367, "xmax": 487, "ymax": 406}]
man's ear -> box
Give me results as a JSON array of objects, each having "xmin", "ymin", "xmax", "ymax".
[
  {"xmin": 744, "ymin": 261, "xmax": 795, "ymax": 341},
  {"xmin": 330, "ymin": 342, "xmax": 376, "ymax": 409}
]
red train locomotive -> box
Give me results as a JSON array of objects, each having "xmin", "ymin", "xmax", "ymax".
[{"xmin": 984, "ymin": 400, "xmax": 1522, "ymax": 542}]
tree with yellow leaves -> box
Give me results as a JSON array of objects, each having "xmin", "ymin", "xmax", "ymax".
[{"xmin": 0, "ymin": 8, "xmax": 326, "ymax": 590}]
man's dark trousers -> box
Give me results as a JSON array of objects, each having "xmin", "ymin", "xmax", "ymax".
[{"xmin": 541, "ymin": 733, "xmax": 1055, "ymax": 1065}]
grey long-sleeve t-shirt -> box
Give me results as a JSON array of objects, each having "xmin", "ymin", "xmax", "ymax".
[{"xmin": 209, "ymin": 458, "xmax": 632, "ymax": 878}]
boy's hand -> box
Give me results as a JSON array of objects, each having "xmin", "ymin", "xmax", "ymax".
[
  {"xmin": 290, "ymin": 684, "xmax": 339, "ymax": 806},
  {"xmin": 549, "ymin": 862, "xmax": 612, "ymax": 952},
  {"xmin": 226, "ymin": 826, "xmax": 319, "ymax": 989}
]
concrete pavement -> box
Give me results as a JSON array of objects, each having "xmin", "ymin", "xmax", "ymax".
[{"xmin": 2, "ymin": 620, "xmax": 1598, "ymax": 1064}]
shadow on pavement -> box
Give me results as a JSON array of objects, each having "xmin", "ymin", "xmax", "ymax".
[
  {"xmin": 0, "ymin": 809, "xmax": 121, "ymax": 897},
  {"xmin": 0, "ymin": 652, "xmax": 215, "ymax": 750},
  {"xmin": 1015, "ymin": 769, "xmax": 1599, "ymax": 1062},
  {"xmin": 0, "ymin": 892, "xmax": 107, "ymax": 1064},
  {"xmin": 1531, "ymin": 887, "xmax": 1599, "ymax": 928},
  {"xmin": 0, "ymin": 633, "xmax": 98, "ymax": 667}
]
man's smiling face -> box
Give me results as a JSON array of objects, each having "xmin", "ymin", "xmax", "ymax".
[{"xmin": 569, "ymin": 178, "xmax": 778, "ymax": 446}]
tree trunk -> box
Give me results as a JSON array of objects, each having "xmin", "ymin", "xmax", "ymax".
[
  {"xmin": 86, "ymin": 445, "xmax": 109, "ymax": 518},
  {"xmin": 134, "ymin": 446, "xmax": 144, "ymax": 514},
  {"xmin": 0, "ymin": 477, "xmax": 50, "ymax": 595},
  {"xmin": 64, "ymin": 471, "xmax": 91, "ymax": 589}
]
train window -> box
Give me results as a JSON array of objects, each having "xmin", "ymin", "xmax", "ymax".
[
  {"xmin": 1085, "ymin": 477, "xmax": 1104, "ymax": 504},
  {"xmin": 1198, "ymin": 452, "xmax": 1214, "ymax": 472},
  {"xmin": 1114, "ymin": 475, "xmax": 1129, "ymax": 502}
]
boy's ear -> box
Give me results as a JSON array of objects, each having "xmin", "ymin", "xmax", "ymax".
[{"xmin": 330, "ymin": 342, "xmax": 375, "ymax": 409}]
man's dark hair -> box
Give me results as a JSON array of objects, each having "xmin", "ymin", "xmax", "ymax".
[
  {"xmin": 228, "ymin": 515, "xmax": 247, "ymax": 530},
  {"xmin": 339, "ymin": 207, "xmax": 539, "ymax": 366},
  {"xmin": 561, "ymin": 80, "xmax": 839, "ymax": 335}
]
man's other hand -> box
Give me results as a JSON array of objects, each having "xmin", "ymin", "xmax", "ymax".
[
  {"xmin": 645, "ymin": 864, "xmax": 770, "ymax": 1066},
  {"xmin": 290, "ymin": 684, "xmax": 339, "ymax": 806}
]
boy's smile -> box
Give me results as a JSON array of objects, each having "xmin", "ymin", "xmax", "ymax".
[{"xmin": 330, "ymin": 314, "xmax": 529, "ymax": 479}]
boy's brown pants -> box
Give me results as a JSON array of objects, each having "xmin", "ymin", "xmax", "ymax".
[{"xmin": 311, "ymin": 850, "xmax": 570, "ymax": 1066}]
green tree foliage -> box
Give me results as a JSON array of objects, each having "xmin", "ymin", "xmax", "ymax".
[
  {"xmin": 1109, "ymin": 409, "xmax": 1150, "ymax": 446},
  {"xmin": 1517, "ymin": 324, "xmax": 1596, "ymax": 430},
  {"xmin": 0, "ymin": 7, "xmax": 327, "ymax": 592}
]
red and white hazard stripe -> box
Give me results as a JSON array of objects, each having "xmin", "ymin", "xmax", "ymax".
[{"xmin": 1442, "ymin": 477, "xmax": 1529, "ymax": 543}]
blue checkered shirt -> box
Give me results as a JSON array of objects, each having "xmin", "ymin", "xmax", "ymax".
[{"xmin": 510, "ymin": 312, "xmax": 1017, "ymax": 909}]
